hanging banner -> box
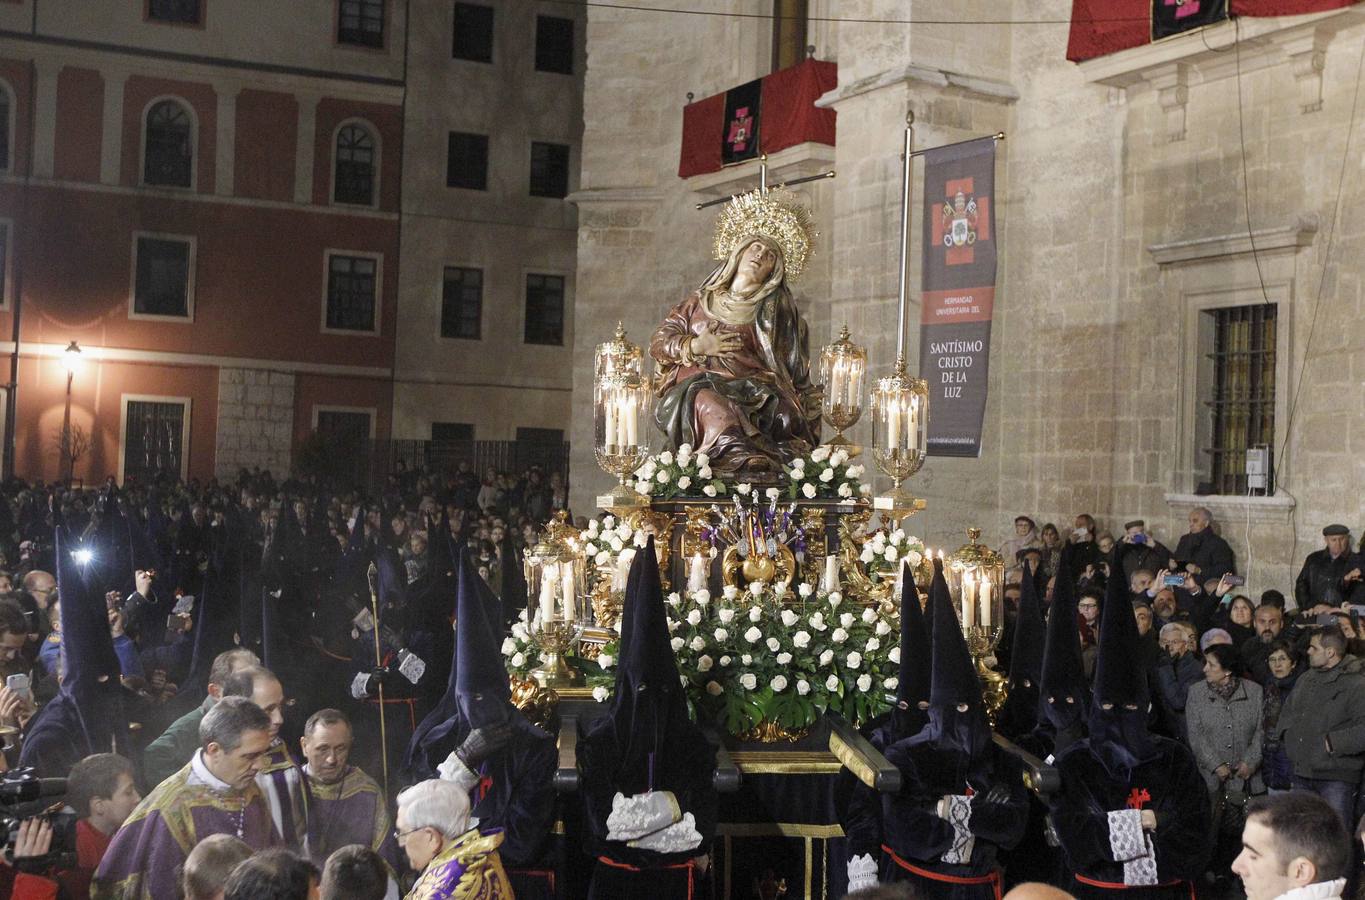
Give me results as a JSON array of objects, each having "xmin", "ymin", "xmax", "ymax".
[
  {"xmin": 918, "ymin": 137, "xmax": 998, "ymax": 458},
  {"xmin": 720, "ymin": 78, "xmax": 763, "ymax": 166}
]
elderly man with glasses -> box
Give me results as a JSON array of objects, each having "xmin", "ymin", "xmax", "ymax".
[
  {"xmin": 1154, "ymin": 622, "xmax": 1202, "ymax": 740},
  {"xmin": 395, "ymin": 779, "xmax": 512, "ymax": 899}
]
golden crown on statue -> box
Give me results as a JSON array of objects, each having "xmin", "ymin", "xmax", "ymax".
[{"xmin": 712, "ymin": 188, "xmax": 817, "ymax": 280}]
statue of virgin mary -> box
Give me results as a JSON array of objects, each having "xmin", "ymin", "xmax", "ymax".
[{"xmin": 650, "ymin": 190, "xmax": 823, "ymax": 476}]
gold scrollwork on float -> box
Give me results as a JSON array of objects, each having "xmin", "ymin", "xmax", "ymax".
[
  {"xmin": 734, "ymin": 719, "xmax": 812, "ymax": 744},
  {"xmin": 622, "ymin": 508, "xmax": 675, "ymax": 590},
  {"xmin": 509, "ymin": 676, "xmax": 559, "ymax": 731},
  {"xmin": 682, "ymin": 506, "xmax": 714, "ymax": 561},
  {"xmin": 837, "ymin": 510, "xmax": 932, "ymax": 610},
  {"xmin": 798, "ymin": 508, "xmax": 827, "ymax": 589},
  {"xmin": 721, "ymin": 543, "xmax": 798, "ymax": 594}
]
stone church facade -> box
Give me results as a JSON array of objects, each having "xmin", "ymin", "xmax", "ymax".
[{"xmin": 569, "ymin": 1, "xmax": 1365, "ymax": 592}]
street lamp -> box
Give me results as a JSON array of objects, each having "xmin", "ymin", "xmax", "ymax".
[{"xmin": 61, "ymin": 341, "xmax": 80, "ymax": 484}]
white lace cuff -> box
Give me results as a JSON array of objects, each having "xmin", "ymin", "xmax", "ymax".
[
  {"xmin": 626, "ymin": 812, "xmax": 702, "ymax": 853},
  {"xmin": 941, "ymin": 794, "xmax": 975, "ymax": 865},
  {"xmin": 847, "ymin": 853, "xmax": 879, "ymax": 892},
  {"xmin": 606, "ymin": 791, "xmax": 682, "ymax": 841},
  {"xmin": 349, "ymin": 672, "xmax": 372, "ymax": 700},
  {"xmin": 437, "ymin": 751, "xmax": 480, "ymax": 792},
  {"xmin": 1106, "ymin": 809, "xmax": 1159, "ymax": 886}
]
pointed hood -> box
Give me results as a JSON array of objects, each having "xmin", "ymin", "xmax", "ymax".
[
  {"xmin": 1087, "ymin": 545, "xmax": 1158, "ymax": 776},
  {"xmin": 590, "ymin": 535, "xmax": 706, "ymax": 792},
  {"xmin": 889, "ymin": 561, "xmax": 931, "ymax": 739},
  {"xmin": 1039, "ymin": 544, "xmax": 1090, "ymax": 734},
  {"xmin": 1008, "ymin": 562, "xmax": 1046, "ymax": 691},
  {"xmin": 909, "ymin": 558, "xmax": 990, "ymax": 758},
  {"xmin": 184, "ymin": 526, "xmax": 244, "ymax": 693}
]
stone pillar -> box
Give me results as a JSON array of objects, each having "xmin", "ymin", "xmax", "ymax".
[
  {"xmin": 215, "ymin": 84, "xmax": 239, "ymax": 197},
  {"xmin": 30, "ymin": 59, "xmax": 61, "ymax": 179},
  {"xmin": 100, "ymin": 68, "xmax": 130, "ymax": 186},
  {"xmin": 294, "ymin": 93, "xmax": 320, "ymax": 205},
  {"xmin": 215, "ymin": 368, "xmax": 296, "ymax": 478}
]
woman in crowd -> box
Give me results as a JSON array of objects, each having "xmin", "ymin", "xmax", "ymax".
[
  {"xmin": 1218, "ymin": 595, "xmax": 1257, "ymax": 647},
  {"xmin": 1260, "ymin": 637, "xmax": 1301, "ymax": 794},
  {"xmin": 1039, "ymin": 523, "xmax": 1063, "ymax": 579}
]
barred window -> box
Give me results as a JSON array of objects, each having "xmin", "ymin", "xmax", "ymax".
[
  {"xmin": 534, "ymin": 16, "xmax": 574, "ymax": 73},
  {"xmin": 133, "ymin": 236, "xmax": 193, "ymax": 318},
  {"xmin": 334, "ymin": 124, "xmax": 376, "ymax": 205},
  {"xmin": 148, "ymin": 0, "xmax": 202, "ymax": 24},
  {"xmin": 1203, "ymin": 304, "xmax": 1277, "ymax": 494},
  {"xmin": 326, "ymin": 254, "xmax": 378, "ymax": 332},
  {"xmin": 453, "ymin": 3, "xmax": 494, "ymax": 62},
  {"xmin": 441, "ymin": 266, "xmax": 482, "ymax": 339},
  {"xmin": 524, "ymin": 274, "xmax": 564, "ymax": 346},
  {"xmin": 529, "ymin": 142, "xmax": 569, "ymax": 199},
  {"xmin": 144, "ymin": 100, "xmax": 193, "ymax": 188},
  {"xmin": 339, "ymin": 0, "xmax": 385, "ymax": 47}
]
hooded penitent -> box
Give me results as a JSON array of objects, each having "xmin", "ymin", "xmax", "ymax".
[
  {"xmin": 997, "ymin": 559, "xmax": 1046, "ymax": 739},
  {"xmin": 19, "ymin": 524, "xmax": 130, "ymax": 775},
  {"xmin": 887, "ymin": 561, "xmax": 932, "ymax": 742},
  {"xmin": 1086, "ymin": 548, "xmax": 1159, "ymax": 778},
  {"xmin": 182, "ymin": 518, "xmax": 244, "ymax": 697},
  {"xmin": 1038, "ymin": 544, "xmax": 1090, "ymax": 737},
  {"xmin": 907, "ymin": 558, "xmax": 992, "ymax": 759}
]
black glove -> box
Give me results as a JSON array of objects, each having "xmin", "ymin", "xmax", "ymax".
[
  {"xmin": 983, "ymin": 784, "xmax": 1012, "ymax": 806},
  {"xmin": 454, "ymin": 722, "xmax": 513, "ymax": 768}
]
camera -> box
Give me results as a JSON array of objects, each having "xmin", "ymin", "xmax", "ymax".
[
  {"xmin": 0, "ymin": 770, "xmax": 76, "ymax": 871},
  {"xmin": 1162, "ymin": 574, "xmax": 1185, "ymax": 588},
  {"xmin": 1130, "ymin": 533, "xmax": 1147, "ymax": 545}
]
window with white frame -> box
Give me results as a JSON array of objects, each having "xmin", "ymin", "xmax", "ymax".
[
  {"xmin": 132, "ymin": 233, "xmax": 195, "ymax": 319},
  {"xmin": 143, "ymin": 99, "xmax": 194, "ymax": 187},
  {"xmin": 325, "ymin": 252, "xmax": 379, "ymax": 332},
  {"xmin": 334, "ymin": 122, "xmax": 377, "ymax": 206}
]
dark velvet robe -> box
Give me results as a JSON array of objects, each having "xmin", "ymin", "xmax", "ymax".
[
  {"xmin": 845, "ymin": 739, "xmax": 1029, "ymax": 900},
  {"xmin": 651, "ymin": 291, "xmax": 820, "ymax": 473},
  {"xmin": 1049, "ymin": 736, "xmax": 1211, "ymax": 900}
]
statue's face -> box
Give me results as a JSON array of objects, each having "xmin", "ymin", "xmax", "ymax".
[{"xmin": 739, "ymin": 240, "xmax": 778, "ymax": 284}]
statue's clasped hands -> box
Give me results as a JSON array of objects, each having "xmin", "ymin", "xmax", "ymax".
[{"xmin": 690, "ymin": 321, "xmax": 742, "ymax": 359}]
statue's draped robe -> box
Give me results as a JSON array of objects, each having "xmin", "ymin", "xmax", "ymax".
[{"xmin": 651, "ymin": 291, "xmax": 819, "ymax": 472}]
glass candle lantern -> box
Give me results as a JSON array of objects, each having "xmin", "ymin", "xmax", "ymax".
[
  {"xmin": 945, "ymin": 527, "xmax": 1005, "ymax": 635},
  {"xmin": 869, "ymin": 355, "xmax": 930, "ymax": 517},
  {"xmin": 817, "ymin": 324, "xmax": 867, "ymax": 452},
  {"xmin": 523, "ymin": 515, "xmax": 589, "ymax": 687},
  {"xmin": 594, "ymin": 323, "xmax": 650, "ymax": 508}
]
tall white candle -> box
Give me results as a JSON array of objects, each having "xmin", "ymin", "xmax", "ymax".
[
  {"xmin": 539, "ymin": 562, "xmax": 558, "ymax": 625},
  {"xmin": 623, "ymin": 393, "xmax": 638, "ymax": 447},
  {"xmin": 979, "ymin": 580, "xmax": 992, "ymax": 632},
  {"xmin": 886, "ymin": 403, "xmax": 901, "ymax": 452},
  {"xmin": 962, "ymin": 571, "xmax": 976, "ymax": 630},
  {"xmin": 604, "ymin": 399, "xmax": 618, "ymax": 451},
  {"xmin": 823, "ymin": 555, "xmax": 839, "ymax": 593},
  {"xmin": 561, "ymin": 563, "xmax": 577, "ymax": 623}
]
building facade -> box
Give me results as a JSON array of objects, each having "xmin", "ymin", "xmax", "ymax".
[
  {"xmin": 0, "ymin": 0, "xmax": 584, "ymax": 485},
  {"xmin": 569, "ymin": 0, "xmax": 1365, "ymax": 591}
]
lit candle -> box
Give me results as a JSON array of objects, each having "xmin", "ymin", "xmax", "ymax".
[
  {"xmin": 823, "ymin": 555, "xmax": 839, "ymax": 593},
  {"xmin": 979, "ymin": 580, "xmax": 992, "ymax": 632},
  {"xmin": 562, "ymin": 563, "xmax": 577, "ymax": 623},
  {"xmin": 962, "ymin": 570, "xmax": 976, "ymax": 630},
  {"xmin": 623, "ymin": 392, "xmax": 638, "ymax": 447},
  {"xmin": 604, "ymin": 398, "xmax": 618, "ymax": 452},
  {"xmin": 886, "ymin": 403, "xmax": 901, "ymax": 452},
  {"xmin": 688, "ymin": 552, "xmax": 706, "ymax": 593},
  {"xmin": 539, "ymin": 562, "xmax": 558, "ymax": 625}
]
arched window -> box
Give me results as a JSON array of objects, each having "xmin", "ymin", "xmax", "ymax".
[
  {"xmin": 0, "ymin": 83, "xmax": 12, "ymax": 172},
  {"xmin": 334, "ymin": 123, "xmax": 376, "ymax": 205},
  {"xmin": 143, "ymin": 99, "xmax": 193, "ymax": 188}
]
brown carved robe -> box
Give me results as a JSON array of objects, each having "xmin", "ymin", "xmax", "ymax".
[{"xmin": 650, "ymin": 290, "xmax": 820, "ymax": 474}]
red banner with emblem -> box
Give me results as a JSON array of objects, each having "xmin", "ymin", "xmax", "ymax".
[{"xmin": 917, "ymin": 138, "xmax": 999, "ymax": 459}]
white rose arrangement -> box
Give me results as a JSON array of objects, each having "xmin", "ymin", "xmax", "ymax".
[
  {"xmin": 632, "ymin": 443, "xmax": 728, "ymax": 500},
  {"xmin": 856, "ymin": 527, "xmax": 927, "ymax": 585},
  {"xmin": 784, "ymin": 446, "xmax": 870, "ymax": 502}
]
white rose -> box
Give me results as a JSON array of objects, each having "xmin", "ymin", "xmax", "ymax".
[
  {"xmin": 703, "ymin": 484, "xmax": 717, "ymax": 497},
  {"xmin": 865, "ymin": 638, "xmax": 881, "ymax": 652},
  {"xmin": 690, "ymin": 636, "xmax": 706, "ymax": 651},
  {"xmin": 766, "ymin": 637, "xmax": 780, "ymax": 652},
  {"xmin": 656, "ymin": 471, "xmax": 669, "ymax": 484},
  {"xmin": 857, "ymin": 674, "xmax": 873, "ymax": 692},
  {"xmin": 828, "ymin": 591, "xmax": 842, "ymax": 608},
  {"xmin": 876, "ymin": 620, "xmax": 892, "ymax": 636},
  {"xmin": 798, "ymin": 582, "xmax": 813, "ymax": 598},
  {"xmin": 749, "ymin": 605, "xmax": 763, "ymax": 622},
  {"xmin": 707, "ymin": 680, "xmax": 723, "ymax": 696},
  {"xmin": 699, "ymin": 465, "xmax": 713, "ymax": 479},
  {"xmin": 819, "ymin": 468, "xmax": 834, "ymax": 484},
  {"xmin": 741, "ymin": 653, "xmax": 753, "ymax": 665},
  {"xmin": 723, "ymin": 585, "xmax": 739, "ymax": 600},
  {"xmin": 830, "ymin": 449, "xmax": 848, "ymax": 467},
  {"xmin": 511, "ymin": 652, "xmax": 526, "ymax": 667},
  {"xmin": 809, "ymin": 610, "xmax": 825, "ymax": 627},
  {"xmin": 820, "ymin": 649, "xmax": 834, "ymax": 665},
  {"xmin": 797, "ymin": 679, "xmax": 811, "ymax": 696},
  {"xmin": 635, "ymin": 480, "xmax": 653, "ymax": 495},
  {"xmin": 771, "ymin": 675, "xmax": 789, "ymax": 692},
  {"xmin": 884, "ymin": 677, "xmax": 899, "ymax": 690},
  {"xmin": 610, "ymin": 536, "xmax": 624, "ymax": 552},
  {"xmin": 718, "ymin": 608, "xmax": 736, "ymax": 624},
  {"xmin": 832, "ymin": 627, "xmax": 849, "ymax": 644},
  {"xmin": 838, "ymin": 482, "xmax": 853, "ymax": 498},
  {"xmin": 617, "ymin": 523, "xmax": 633, "ymax": 539},
  {"xmin": 777, "ymin": 652, "xmax": 792, "ymax": 664},
  {"xmin": 749, "ymin": 581, "xmax": 765, "ymax": 598},
  {"xmin": 740, "ymin": 673, "xmax": 758, "ymax": 691},
  {"xmin": 793, "ymin": 630, "xmax": 811, "ymax": 648},
  {"xmin": 677, "ymin": 475, "xmax": 692, "ymax": 490},
  {"xmin": 781, "ymin": 610, "xmax": 799, "ymax": 627},
  {"xmin": 658, "ymin": 450, "xmax": 673, "ymax": 465},
  {"xmin": 595, "ymin": 550, "xmax": 611, "ymax": 566},
  {"xmin": 846, "ymin": 651, "xmax": 862, "ymax": 669},
  {"xmin": 671, "ymin": 637, "xmax": 685, "ymax": 652},
  {"xmin": 598, "ymin": 653, "xmax": 614, "ymax": 668},
  {"xmin": 792, "ymin": 456, "xmax": 805, "ymax": 470},
  {"xmin": 871, "ymin": 533, "xmax": 886, "ymax": 550},
  {"xmin": 697, "ymin": 654, "xmax": 714, "ymax": 672},
  {"xmin": 720, "ymin": 655, "xmax": 732, "ymax": 666},
  {"xmin": 826, "ymin": 674, "xmax": 840, "ymax": 691},
  {"xmin": 592, "ymin": 685, "xmax": 609, "ymax": 702},
  {"xmin": 634, "ymin": 530, "xmax": 648, "ymax": 547},
  {"xmin": 883, "ymin": 546, "xmax": 898, "ymax": 562},
  {"xmin": 846, "ymin": 464, "xmax": 864, "ymax": 478},
  {"xmin": 891, "ymin": 529, "xmax": 906, "ymax": 544},
  {"xmin": 511, "ymin": 623, "xmax": 529, "ymax": 640},
  {"xmin": 667, "ymin": 592, "xmax": 682, "ymax": 606},
  {"xmin": 713, "ymin": 628, "xmax": 729, "ymax": 641},
  {"xmin": 687, "ymin": 609, "xmax": 702, "ymax": 626},
  {"xmin": 889, "ymin": 647, "xmax": 901, "ymax": 664},
  {"xmin": 736, "ymin": 483, "xmax": 751, "ymax": 495},
  {"xmin": 839, "ymin": 612, "xmax": 855, "ymax": 629},
  {"xmin": 744, "ymin": 626, "xmax": 762, "ymax": 643},
  {"xmin": 766, "ymin": 487, "xmax": 780, "ymax": 500},
  {"xmin": 790, "ymin": 468, "xmax": 804, "ymax": 482},
  {"xmin": 860, "ymin": 546, "xmax": 875, "ymax": 564},
  {"xmin": 862, "ymin": 607, "xmax": 878, "ymax": 624},
  {"xmin": 906, "ymin": 550, "xmax": 923, "ymax": 568},
  {"xmin": 677, "ymin": 442, "xmax": 692, "ymax": 455},
  {"xmin": 518, "ymin": 609, "xmax": 529, "ymax": 622},
  {"xmin": 802, "ymin": 482, "xmax": 817, "ymax": 499},
  {"xmin": 587, "ymin": 519, "xmax": 600, "ymax": 534},
  {"xmin": 695, "ymin": 589, "xmax": 711, "ymax": 606},
  {"xmin": 811, "ymin": 446, "xmax": 830, "ymax": 462},
  {"xmin": 501, "ymin": 637, "xmax": 517, "ymax": 655},
  {"xmin": 696, "ymin": 452, "xmax": 709, "ymax": 466}
]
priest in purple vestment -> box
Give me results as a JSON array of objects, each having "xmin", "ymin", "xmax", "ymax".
[{"xmin": 299, "ymin": 707, "xmax": 402, "ymax": 872}]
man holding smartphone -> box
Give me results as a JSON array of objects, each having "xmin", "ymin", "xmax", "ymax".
[{"xmin": 1119, "ymin": 521, "xmax": 1170, "ymax": 583}]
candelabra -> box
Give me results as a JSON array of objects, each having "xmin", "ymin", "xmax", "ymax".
[
  {"xmin": 817, "ymin": 325, "xmax": 867, "ymax": 454},
  {"xmin": 870, "ymin": 355, "xmax": 929, "ymax": 520},
  {"xmin": 524, "ymin": 516, "xmax": 588, "ymax": 688},
  {"xmin": 593, "ymin": 323, "xmax": 650, "ymax": 509}
]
